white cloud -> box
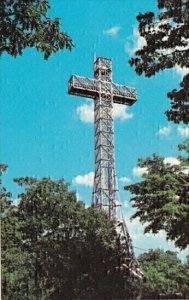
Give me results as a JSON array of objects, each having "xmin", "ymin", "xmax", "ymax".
[
  {"xmin": 77, "ymin": 102, "xmax": 133, "ymax": 123},
  {"xmin": 182, "ymin": 168, "xmax": 189, "ymax": 175},
  {"xmin": 119, "ymin": 177, "xmax": 132, "ymax": 184},
  {"xmin": 115, "ymin": 200, "xmax": 121, "ymax": 206},
  {"xmin": 76, "ymin": 102, "xmax": 94, "ymax": 124},
  {"xmin": 132, "ymin": 157, "xmax": 181, "ymax": 178},
  {"xmin": 163, "ymin": 38, "xmax": 189, "ymax": 77},
  {"xmin": 76, "ymin": 192, "xmax": 82, "ymax": 201},
  {"xmin": 103, "ymin": 26, "xmax": 121, "ymax": 36},
  {"xmin": 132, "ymin": 166, "xmax": 148, "ymax": 177},
  {"xmin": 73, "ymin": 172, "xmax": 94, "ymax": 187},
  {"xmin": 158, "ymin": 126, "xmax": 172, "ymax": 136},
  {"xmin": 125, "ymin": 27, "xmax": 146, "ymax": 56},
  {"xmin": 164, "ymin": 156, "xmax": 188, "ymax": 174},
  {"xmin": 127, "ymin": 20, "xmax": 168, "ymax": 57},
  {"xmin": 113, "ymin": 104, "xmax": 133, "ymax": 120},
  {"xmin": 13, "ymin": 198, "xmax": 20, "ymax": 205},
  {"xmin": 164, "ymin": 157, "xmax": 180, "ymax": 165},
  {"xmin": 123, "ymin": 210, "xmax": 189, "ymax": 261},
  {"xmin": 177, "ymin": 126, "xmax": 189, "ymax": 137},
  {"xmin": 123, "ymin": 199, "xmax": 132, "ymax": 209},
  {"xmin": 125, "ymin": 27, "xmax": 189, "ymax": 81},
  {"xmin": 175, "ymin": 65, "xmax": 189, "ymax": 78}
]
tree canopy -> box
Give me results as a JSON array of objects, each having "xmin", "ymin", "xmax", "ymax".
[
  {"xmin": 129, "ymin": 0, "xmax": 189, "ymax": 124},
  {"xmin": 1, "ymin": 176, "xmax": 139, "ymax": 299},
  {"xmin": 138, "ymin": 249, "xmax": 189, "ymax": 299},
  {"xmin": 125, "ymin": 139, "xmax": 189, "ymax": 250},
  {"xmin": 2, "ymin": 174, "xmax": 189, "ymax": 298},
  {"xmin": 0, "ymin": 0, "xmax": 73, "ymax": 59}
]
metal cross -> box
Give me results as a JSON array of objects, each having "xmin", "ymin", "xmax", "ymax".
[
  {"xmin": 68, "ymin": 57, "xmax": 136, "ymax": 219},
  {"xmin": 68, "ymin": 57, "xmax": 143, "ymax": 280}
]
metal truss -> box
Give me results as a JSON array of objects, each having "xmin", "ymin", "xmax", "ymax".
[
  {"xmin": 68, "ymin": 78, "xmax": 137, "ymax": 106},
  {"xmin": 93, "ymin": 79, "xmax": 118, "ymax": 219},
  {"xmin": 91, "ymin": 58, "xmax": 119, "ymax": 219},
  {"xmin": 68, "ymin": 57, "xmax": 143, "ymax": 280},
  {"xmin": 116, "ymin": 218, "xmax": 143, "ymax": 279}
]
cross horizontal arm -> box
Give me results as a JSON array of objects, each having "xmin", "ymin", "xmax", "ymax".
[{"xmin": 68, "ymin": 75, "xmax": 137, "ymax": 106}]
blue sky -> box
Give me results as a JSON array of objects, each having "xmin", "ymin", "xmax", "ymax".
[{"xmin": 1, "ymin": 0, "xmax": 189, "ymax": 259}]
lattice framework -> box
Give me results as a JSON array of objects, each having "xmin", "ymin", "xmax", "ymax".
[{"xmin": 68, "ymin": 57, "xmax": 142, "ymax": 279}]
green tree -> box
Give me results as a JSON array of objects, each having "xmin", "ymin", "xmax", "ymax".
[
  {"xmin": 2, "ymin": 176, "xmax": 137, "ymax": 299},
  {"xmin": 129, "ymin": 0, "xmax": 189, "ymax": 124},
  {"xmin": 0, "ymin": 164, "xmax": 11, "ymax": 213},
  {"xmin": 138, "ymin": 249, "xmax": 189, "ymax": 299},
  {"xmin": 1, "ymin": 165, "xmax": 29, "ymax": 300},
  {"xmin": 125, "ymin": 139, "xmax": 189, "ymax": 249},
  {"xmin": 0, "ymin": 0, "xmax": 73, "ymax": 59}
]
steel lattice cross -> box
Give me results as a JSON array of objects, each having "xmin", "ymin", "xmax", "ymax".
[
  {"xmin": 68, "ymin": 57, "xmax": 136, "ymax": 219},
  {"xmin": 68, "ymin": 57, "xmax": 143, "ymax": 280}
]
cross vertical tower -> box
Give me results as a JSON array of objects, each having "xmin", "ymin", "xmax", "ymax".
[
  {"xmin": 68, "ymin": 57, "xmax": 142, "ymax": 278},
  {"xmin": 93, "ymin": 58, "xmax": 118, "ymax": 219},
  {"xmin": 68, "ymin": 57, "xmax": 136, "ymax": 219}
]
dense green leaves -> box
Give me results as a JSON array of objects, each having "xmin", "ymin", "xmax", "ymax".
[
  {"xmin": 2, "ymin": 172, "xmax": 189, "ymax": 298},
  {"xmin": 125, "ymin": 140, "xmax": 189, "ymax": 249},
  {"xmin": 129, "ymin": 0, "xmax": 189, "ymax": 124},
  {"xmin": 138, "ymin": 249, "xmax": 189, "ymax": 299},
  {"xmin": 0, "ymin": 165, "xmax": 27, "ymax": 299},
  {"xmin": 1, "ymin": 176, "xmax": 137, "ymax": 299},
  {"xmin": 0, "ymin": 0, "xmax": 73, "ymax": 59}
]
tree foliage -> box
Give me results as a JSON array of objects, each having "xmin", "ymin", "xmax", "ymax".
[
  {"xmin": 1, "ymin": 176, "xmax": 137, "ymax": 299},
  {"xmin": 138, "ymin": 249, "xmax": 189, "ymax": 299},
  {"xmin": 0, "ymin": 165, "xmax": 26, "ymax": 299},
  {"xmin": 0, "ymin": 0, "xmax": 73, "ymax": 59},
  {"xmin": 129, "ymin": 0, "xmax": 189, "ymax": 124},
  {"xmin": 125, "ymin": 139, "xmax": 189, "ymax": 249}
]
